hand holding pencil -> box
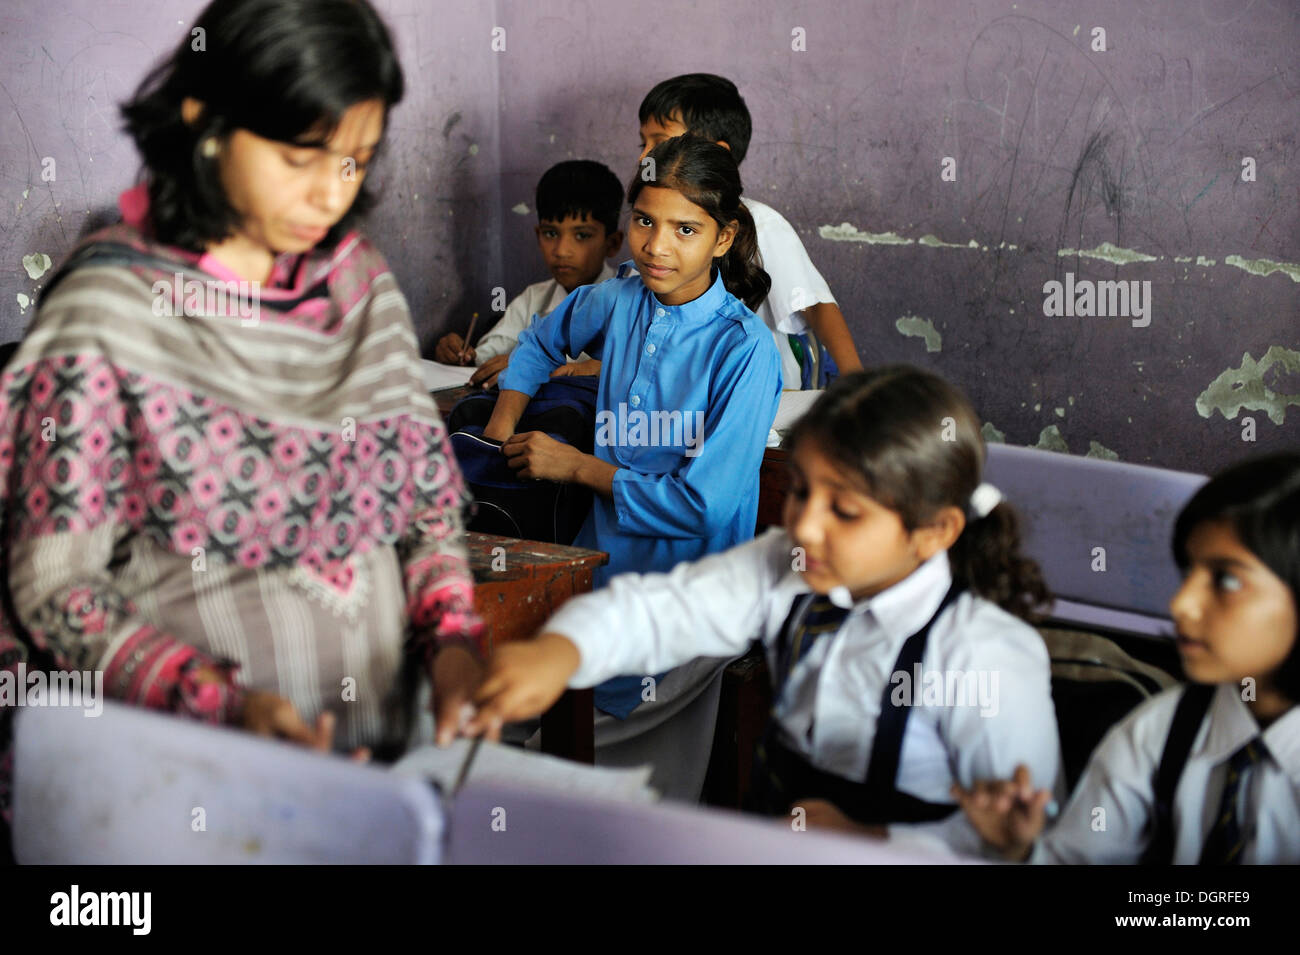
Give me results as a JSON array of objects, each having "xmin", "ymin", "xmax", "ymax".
[{"xmin": 433, "ymin": 311, "xmax": 481, "ymax": 366}]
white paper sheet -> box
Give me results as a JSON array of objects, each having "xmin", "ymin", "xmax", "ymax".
[
  {"xmin": 420, "ymin": 359, "xmax": 477, "ymax": 391},
  {"xmin": 392, "ymin": 738, "xmax": 658, "ymax": 803},
  {"xmin": 773, "ymin": 389, "xmax": 822, "ymax": 434}
]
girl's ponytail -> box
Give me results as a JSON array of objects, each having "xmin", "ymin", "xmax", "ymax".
[
  {"xmin": 948, "ymin": 501, "xmax": 1051, "ymax": 623},
  {"xmin": 717, "ymin": 201, "xmax": 771, "ymax": 312}
]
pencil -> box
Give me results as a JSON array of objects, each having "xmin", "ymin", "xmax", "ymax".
[{"xmin": 458, "ymin": 312, "xmax": 480, "ymax": 365}]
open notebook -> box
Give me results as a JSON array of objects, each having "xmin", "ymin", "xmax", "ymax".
[
  {"xmin": 393, "ymin": 738, "xmax": 657, "ymax": 804},
  {"xmin": 421, "ymin": 359, "xmax": 477, "ymax": 391}
]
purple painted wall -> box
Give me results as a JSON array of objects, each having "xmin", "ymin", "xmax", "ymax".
[{"xmin": 2, "ymin": 0, "xmax": 1297, "ymax": 473}]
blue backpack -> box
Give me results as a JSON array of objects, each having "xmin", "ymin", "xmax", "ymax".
[{"xmin": 446, "ymin": 375, "xmax": 599, "ymax": 544}]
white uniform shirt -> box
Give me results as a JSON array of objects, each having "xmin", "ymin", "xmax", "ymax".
[
  {"xmin": 549, "ymin": 527, "xmax": 1061, "ymax": 855},
  {"xmin": 472, "ymin": 262, "xmax": 615, "ymax": 363},
  {"xmin": 1033, "ymin": 682, "xmax": 1300, "ymax": 864},
  {"xmin": 743, "ymin": 197, "xmax": 837, "ymax": 390}
]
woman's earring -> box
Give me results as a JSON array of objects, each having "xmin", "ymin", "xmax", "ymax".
[{"xmin": 201, "ymin": 137, "xmax": 219, "ymax": 158}]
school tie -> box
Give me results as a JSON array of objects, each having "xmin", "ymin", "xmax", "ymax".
[
  {"xmin": 776, "ymin": 595, "xmax": 851, "ymax": 695},
  {"xmin": 1199, "ymin": 737, "xmax": 1267, "ymax": 865}
]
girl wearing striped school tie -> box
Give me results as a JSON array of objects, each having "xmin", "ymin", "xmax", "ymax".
[
  {"xmin": 469, "ymin": 367, "xmax": 1062, "ymax": 854},
  {"xmin": 956, "ymin": 453, "xmax": 1300, "ymax": 864}
]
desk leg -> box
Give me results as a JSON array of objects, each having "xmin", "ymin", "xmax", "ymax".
[{"xmin": 540, "ymin": 688, "xmax": 594, "ymax": 764}]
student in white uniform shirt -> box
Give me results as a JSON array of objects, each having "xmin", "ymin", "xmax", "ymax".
[
  {"xmin": 467, "ymin": 366, "xmax": 1061, "ymax": 853},
  {"xmin": 434, "ymin": 160, "xmax": 624, "ymax": 387},
  {"xmin": 634, "ymin": 73, "xmax": 864, "ymax": 390},
  {"xmin": 957, "ymin": 453, "xmax": 1300, "ymax": 864}
]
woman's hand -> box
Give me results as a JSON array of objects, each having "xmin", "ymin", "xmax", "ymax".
[
  {"xmin": 435, "ymin": 333, "xmax": 474, "ymax": 366},
  {"xmin": 793, "ymin": 798, "xmax": 887, "ymax": 838},
  {"xmin": 465, "ymin": 633, "xmax": 581, "ymax": 739},
  {"xmin": 239, "ymin": 691, "xmax": 370, "ymax": 760},
  {"xmin": 951, "ymin": 764, "xmax": 1050, "ymax": 862},
  {"xmin": 241, "ymin": 690, "xmax": 333, "ymax": 750},
  {"xmin": 469, "ymin": 353, "xmax": 510, "ymax": 389},
  {"xmin": 430, "ymin": 645, "xmax": 486, "ymax": 746},
  {"xmin": 501, "ymin": 431, "xmax": 584, "ymax": 483},
  {"xmin": 550, "ymin": 358, "xmax": 602, "ymax": 378}
]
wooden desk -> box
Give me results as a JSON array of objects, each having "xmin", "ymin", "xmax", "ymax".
[{"xmin": 467, "ymin": 533, "xmax": 607, "ymax": 763}]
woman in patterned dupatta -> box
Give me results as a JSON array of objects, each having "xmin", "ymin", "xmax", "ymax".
[{"xmin": 0, "ymin": 0, "xmax": 486, "ymax": 849}]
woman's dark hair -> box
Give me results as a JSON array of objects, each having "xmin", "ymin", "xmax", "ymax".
[
  {"xmin": 626, "ymin": 135, "xmax": 771, "ymax": 311},
  {"xmin": 120, "ymin": 0, "xmax": 404, "ymax": 251},
  {"xmin": 1173, "ymin": 452, "xmax": 1300, "ymax": 700},
  {"xmin": 784, "ymin": 365, "xmax": 1051, "ymax": 622}
]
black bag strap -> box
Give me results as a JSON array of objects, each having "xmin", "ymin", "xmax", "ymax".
[
  {"xmin": 1140, "ymin": 682, "xmax": 1215, "ymax": 864},
  {"xmin": 861, "ymin": 581, "xmax": 964, "ymax": 808}
]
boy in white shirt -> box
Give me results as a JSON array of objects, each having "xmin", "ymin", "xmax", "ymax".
[
  {"xmin": 636, "ymin": 74, "xmax": 863, "ymax": 390},
  {"xmin": 434, "ymin": 160, "xmax": 624, "ymax": 387}
]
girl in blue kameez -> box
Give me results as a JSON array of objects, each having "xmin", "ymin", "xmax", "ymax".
[{"xmin": 481, "ymin": 137, "xmax": 781, "ymax": 789}]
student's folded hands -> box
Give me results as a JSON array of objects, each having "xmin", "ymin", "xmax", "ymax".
[
  {"xmin": 465, "ymin": 633, "xmax": 582, "ymax": 739},
  {"xmin": 950, "ymin": 764, "xmax": 1051, "ymax": 861}
]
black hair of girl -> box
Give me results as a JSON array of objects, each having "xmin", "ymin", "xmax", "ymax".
[
  {"xmin": 120, "ymin": 0, "xmax": 404, "ymax": 251},
  {"xmin": 626, "ymin": 135, "xmax": 771, "ymax": 312},
  {"xmin": 784, "ymin": 365, "xmax": 1051, "ymax": 622},
  {"xmin": 1173, "ymin": 452, "xmax": 1300, "ymax": 701}
]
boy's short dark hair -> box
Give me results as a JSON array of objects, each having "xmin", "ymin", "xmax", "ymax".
[
  {"xmin": 535, "ymin": 161, "xmax": 624, "ymax": 237},
  {"xmin": 639, "ymin": 73, "xmax": 752, "ymax": 165}
]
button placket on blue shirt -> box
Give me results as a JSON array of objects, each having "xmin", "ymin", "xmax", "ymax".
[{"xmin": 621, "ymin": 302, "xmax": 672, "ymax": 465}]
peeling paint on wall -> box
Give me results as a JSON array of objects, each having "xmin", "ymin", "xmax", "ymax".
[
  {"xmin": 511, "ymin": 203, "xmax": 530, "ymax": 215},
  {"xmin": 16, "ymin": 293, "xmax": 30, "ymax": 314},
  {"xmin": 22, "ymin": 252, "xmax": 52, "ymax": 280},
  {"xmin": 981, "ymin": 422, "xmax": 1005, "ymax": 443},
  {"xmin": 1057, "ymin": 242, "xmax": 1158, "ymax": 265},
  {"xmin": 1086, "ymin": 441, "xmax": 1120, "ymax": 460},
  {"xmin": 1196, "ymin": 256, "xmax": 1216, "ymax": 267},
  {"xmin": 1223, "ymin": 255, "xmax": 1300, "ymax": 283},
  {"xmin": 918, "ymin": 234, "xmax": 979, "ymax": 249},
  {"xmin": 1195, "ymin": 346, "xmax": 1300, "ymax": 424},
  {"xmin": 1034, "ymin": 425, "xmax": 1069, "ymax": 453},
  {"xmin": 895, "ymin": 314, "xmax": 941, "ymax": 351},
  {"xmin": 819, "ymin": 223, "xmax": 913, "ymax": 244}
]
